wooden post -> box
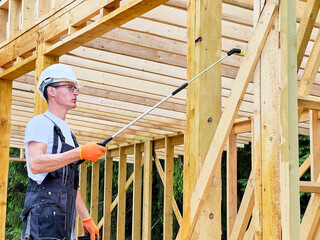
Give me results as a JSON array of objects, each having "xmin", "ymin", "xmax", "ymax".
[
  {"xmin": 21, "ymin": 0, "xmax": 36, "ymax": 30},
  {"xmin": 34, "ymin": 42, "xmax": 58, "ymax": 116},
  {"xmin": 258, "ymin": 0, "xmax": 300, "ymax": 238},
  {"xmin": 0, "ymin": 79, "xmax": 12, "ymax": 240},
  {"xmin": 184, "ymin": 0, "xmax": 222, "ymax": 238},
  {"xmin": 253, "ymin": 0, "xmax": 263, "ymax": 238},
  {"xmin": 280, "ymin": 0, "xmax": 300, "ymax": 237},
  {"xmin": 227, "ymin": 128, "xmax": 237, "ymax": 239},
  {"xmin": 90, "ymin": 160, "xmax": 100, "ymax": 224},
  {"xmin": 0, "ymin": 8, "xmax": 8, "ymax": 42},
  {"xmin": 164, "ymin": 137, "xmax": 174, "ymax": 240},
  {"xmin": 132, "ymin": 144, "xmax": 142, "ymax": 240},
  {"xmin": 117, "ymin": 148, "xmax": 127, "ymax": 240},
  {"xmin": 8, "ymin": 0, "xmax": 22, "ymax": 37},
  {"xmin": 142, "ymin": 141, "xmax": 152, "ymax": 240},
  {"xmin": 310, "ymin": 110, "xmax": 320, "ymax": 182},
  {"xmin": 76, "ymin": 161, "xmax": 87, "ymax": 236},
  {"xmin": 180, "ymin": 2, "xmax": 279, "ymax": 238},
  {"xmin": 103, "ymin": 151, "xmax": 113, "ymax": 240}
]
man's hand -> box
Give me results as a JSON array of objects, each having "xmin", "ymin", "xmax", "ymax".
[
  {"xmin": 82, "ymin": 218, "xmax": 99, "ymax": 240},
  {"xmin": 80, "ymin": 142, "xmax": 106, "ymax": 161}
]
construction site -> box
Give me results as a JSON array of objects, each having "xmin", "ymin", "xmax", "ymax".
[{"xmin": 1, "ymin": 0, "xmax": 320, "ymax": 239}]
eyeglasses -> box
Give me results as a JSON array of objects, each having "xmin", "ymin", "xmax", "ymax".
[{"xmin": 51, "ymin": 84, "xmax": 79, "ymax": 93}]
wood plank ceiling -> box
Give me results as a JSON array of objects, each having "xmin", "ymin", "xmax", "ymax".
[{"xmin": 5, "ymin": 0, "xmax": 320, "ymax": 154}]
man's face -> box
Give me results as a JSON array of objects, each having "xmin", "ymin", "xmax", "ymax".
[{"xmin": 49, "ymin": 81, "xmax": 79, "ymax": 109}]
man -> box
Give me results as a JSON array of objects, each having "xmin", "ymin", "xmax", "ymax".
[{"xmin": 20, "ymin": 63, "xmax": 106, "ymax": 240}]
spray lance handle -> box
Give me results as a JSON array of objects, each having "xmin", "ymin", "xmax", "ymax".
[{"xmin": 98, "ymin": 137, "xmax": 113, "ymax": 146}]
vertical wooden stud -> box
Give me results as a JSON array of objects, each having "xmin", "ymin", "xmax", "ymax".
[
  {"xmin": 77, "ymin": 161, "xmax": 87, "ymax": 236},
  {"xmin": 310, "ymin": 110, "xmax": 320, "ymax": 182},
  {"xmin": 34, "ymin": 42, "xmax": 58, "ymax": 116},
  {"xmin": 0, "ymin": 7, "xmax": 8, "ymax": 42},
  {"xmin": 184, "ymin": 0, "xmax": 222, "ymax": 238},
  {"xmin": 164, "ymin": 137, "xmax": 174, "ymax": 240},
  {"xmin": 103, "ymin": 151, "xmax": 113, "ymax": 240},
  {"xmin": 90, "ymin": 160, "xmax": 100, "ymax": 224},
  {"xmin": 0, "ymin": 79, "xmax": 12, "ymax": 240},
  {"xmin": 132, "ymin": 144, "xmax": 142, "ymax": 240},
  {"xmin": 259, "ymin": 1, "xmax": 281, "ymax": 238},
  {"xmin": 142, "ymin": 141, "xmax": 152, "ymax": 240},
  {"xmin": 36, "ymin": 0, "xmax": 51, "ymax": 19},
  {"xmin": 227, "ymin": 128, "xmax": 237, "ymax": 239},
  {"xmin": 253, "ymin": 0, "xmax": 263, "ymax": 238},
  {"xmin": 8, "ymin": 0, "xmax": 22, "ymax": 37},
  {"xmin": 280, "ymin": 0, "xmax": 300, "ymax": 237},
  {"xmin": 21, "ymin": 0, "xmax": 36, "ymax": 30},
  {"xmin": 117, "ymin": 147, "xmax": 127, "ymax": 240}
]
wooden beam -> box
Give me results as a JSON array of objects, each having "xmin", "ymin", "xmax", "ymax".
[
  {"xmin": 0, "ymin": 79, "xmax": 12, "ymax": 240},
  {"xmin": 229, "ymin": 172, "xmax": 254, "ymax": 240},
  {"xmin": 299, "ymin": 95, "xmax": 320, "ymax": 110},
  {"xmin": 297, "ymin": 26, "xmax": 320, "ymax": 117},
  {"xmin": 184, "ymin": 0, "xmax": 222, "ymax": 237},
  {"xmin": 117, "ymin": 148, "xmax": 127, "ymax": 240},
  {"xmin": 310, "ymin": 110, "xmax": 320, "ymax": 182},
  {"xmin": 300, "ymin": 181, "xmax": 320, "ymax": 193},
  {"xmin": 103, "ymin": 151, "xmax": 113, "ymax": 240},
  {"xmin": 227, "ymin": 128, "xmax": 237, "ymax": 239},
  {"xmin": 45, "ymin": 0, "xmax": 171, "ymax": 57},
  {"xmin": 299, "ymin": 156, "xmax": 311, "ymax": 178},
  {"xmin": 22, "ymin": 0, "xmax": 36, "ymax": 30},
  {"xmin": 252, "ymin": 1, "xmax": 263, "ymax": 238},
  {"xmin": 34, "ymin": 43, "xmax": 58, "ymax": 116},
  {"xmin": 90, "ymin": 160, "xmax": 100, "ymax": 224},
  {"xmin": 132, "ymin": 143, "xmax": 142, "ymax": 240},
  {"xmin": 279, "ymin": 0, "xmax": 300, "ymax": 237},
  {"xmin": 77, "ymin": 161, "xmax": 88, "ymax": 236},
  {"xmin": 181, "ymin": 2, "xmax": 278, "ymax": 238},
  {"xmin": 297, "ymin": 0, "xmax": 320, "ymax": 69},
  {"xmin": 142, "ymin": 140, "xmax": 152, "ymax": 240},
  {"xmin": 164, "ymin": 137, "xmax": 174, "ymax": 240},
  {"xmin": 8, "ymin": 0, "xmax": 22, "ymax": 38},
  {"xmin": 0, "ymin": 8, "xmax": 8, "ymax": 42},
  {"xmin": 0, "ymin": 54, "xmax": 36, "ymax": 80}
]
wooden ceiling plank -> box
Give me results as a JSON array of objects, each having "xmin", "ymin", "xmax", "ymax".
[{"xmin": 45, "ymin": 0, "xmax": 172, "ymax": 57}]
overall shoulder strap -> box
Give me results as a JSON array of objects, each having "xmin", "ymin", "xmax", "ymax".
[{"xmin": 43, "ymin": 114, "xmax": 66, "ymax": 149}]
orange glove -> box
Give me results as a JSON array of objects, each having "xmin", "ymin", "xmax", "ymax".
[
  {"xmin": 82, "ymin": 217, "xmax": 99, "ymax": 240},
  {"xmin": 80, "ymin": 142, "xmax": 106, "ymax": 162}
]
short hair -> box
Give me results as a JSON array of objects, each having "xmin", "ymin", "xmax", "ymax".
[{"xmin": 43, "ymin": 84, "xmax": 52, "ymax": 102}]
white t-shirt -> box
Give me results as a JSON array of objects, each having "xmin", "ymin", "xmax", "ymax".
[{"xmin": 24, "ymin": 111, "xmax": 76, "ymax": 184}]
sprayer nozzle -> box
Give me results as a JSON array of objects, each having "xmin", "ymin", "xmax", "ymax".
[{"xmin": 227, "ymin": 48, "xmax": 244, "ymax": 56}]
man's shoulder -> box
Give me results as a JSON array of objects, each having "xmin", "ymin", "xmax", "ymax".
[{"xmin": 27, "ymin": 113, "xmax": 54, "ymax": 129}]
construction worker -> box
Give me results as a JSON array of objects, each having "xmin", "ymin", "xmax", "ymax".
[{"xmin": 20, "ymin": 64, "xmax": 106, "ymax": 240}]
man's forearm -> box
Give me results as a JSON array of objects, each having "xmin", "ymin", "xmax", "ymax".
[{"xmin": 76, "ymin": 189, "xmax": 91, "ymax": 220}]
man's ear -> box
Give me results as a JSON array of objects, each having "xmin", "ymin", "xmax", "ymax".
[{"xmin": 47, "ymin": 86, "xmax": 56, "ymax": 99}]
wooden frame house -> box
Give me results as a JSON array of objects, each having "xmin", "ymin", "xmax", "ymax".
[{"xmin": 0, "ymin": 0, "xmax": 320, "ymax": 239}]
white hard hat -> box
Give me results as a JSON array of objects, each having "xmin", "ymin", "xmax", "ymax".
[{"xmin": 37, "ymin": 63, "xmax": 79, "ymax": 100}]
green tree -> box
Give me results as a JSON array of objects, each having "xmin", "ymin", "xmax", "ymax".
[{"xmin": 6, "ymin": 148, "xmax": 28, "ymax": 240}]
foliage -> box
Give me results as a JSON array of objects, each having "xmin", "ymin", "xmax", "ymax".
[
  {"xmin": 6, "ymin": 148, "xmax": 28, "ymax": 240},
  {"xmin": 299, "ymin": 135, "xmax": 311, "ymax": 220}
]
